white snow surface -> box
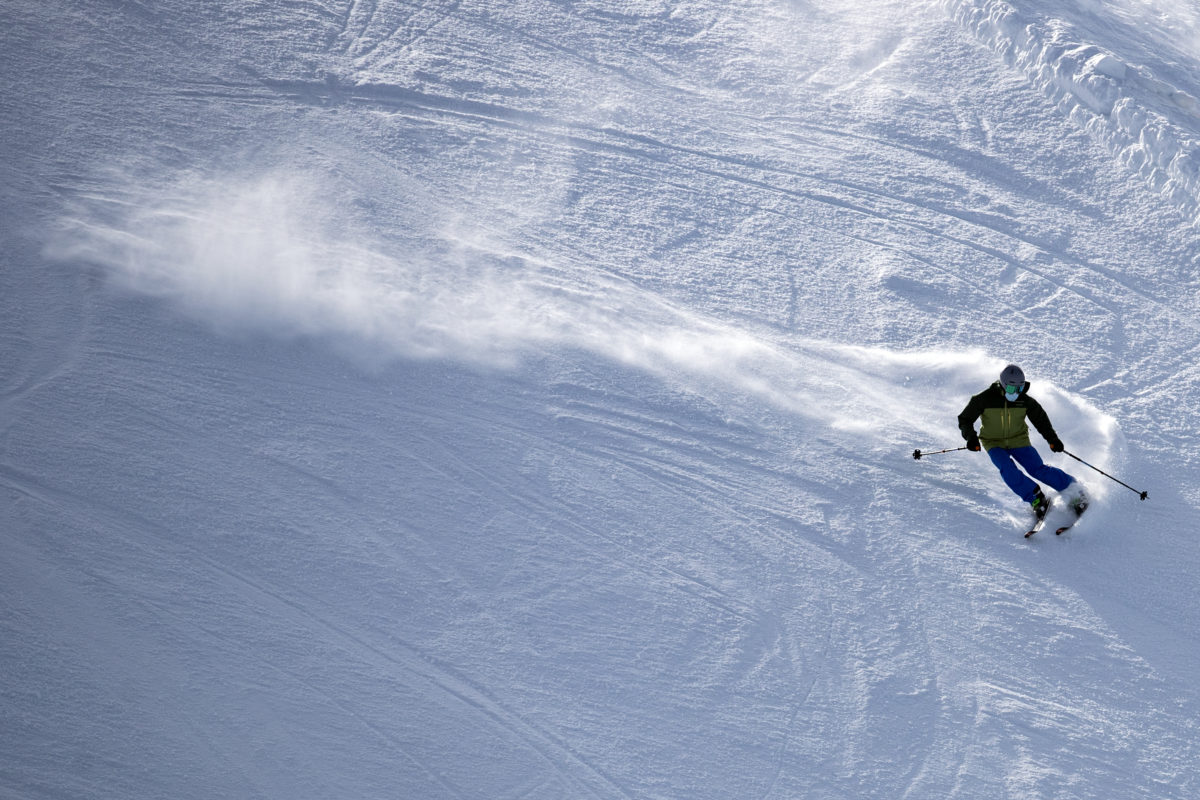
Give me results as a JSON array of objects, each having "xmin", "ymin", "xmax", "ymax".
[{"xmin": 4, "ymin": 0, "xmax": 1200, "ymax": 797}]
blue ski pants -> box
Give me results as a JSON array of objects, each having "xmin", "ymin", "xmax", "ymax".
[{"xmin": 987, "ymin": 445, "xmax": 1075, "ymax": 503}]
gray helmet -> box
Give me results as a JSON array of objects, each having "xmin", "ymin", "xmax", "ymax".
[{"xmin": 1000, "ymin": 364, "xmax": 1025, "ymax": 391}]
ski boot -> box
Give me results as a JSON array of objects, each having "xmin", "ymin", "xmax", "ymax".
[
  {"xmin": 1030, "ymin": 489, "xmax": 1050, "ymax": 520},
  {"xmin": 1067, "ymin": 487, "xmax": 1089, "ymax": 516}
]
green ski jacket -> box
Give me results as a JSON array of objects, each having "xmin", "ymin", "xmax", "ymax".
[{"xmin": 958, "ymin": 381, "xmax": 1059, "ymax": 451}]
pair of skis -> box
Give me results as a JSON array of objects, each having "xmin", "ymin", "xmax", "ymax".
[{"xmin": 1023, "ymin": 501, "xmax": 1086, "ymax": 538}]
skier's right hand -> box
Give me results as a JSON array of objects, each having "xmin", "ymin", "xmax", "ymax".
[{"xmin": 966, "ymin": 436, "xmax": 981, "ymax": 452}]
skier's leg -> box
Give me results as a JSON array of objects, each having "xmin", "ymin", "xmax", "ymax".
[
  {"xmin": 1010, "ymin": 446, "xmax": 1076, "ymax": 493},
  {"xmin": 988, "ymin": 447, "xmax": 1041, "ymax": 502}
]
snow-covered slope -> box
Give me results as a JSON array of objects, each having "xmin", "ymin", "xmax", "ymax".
[{"xmin": 4, "ymin": 0, "xmax": 1200, "ymax": 797}]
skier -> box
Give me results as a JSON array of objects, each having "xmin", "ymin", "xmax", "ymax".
[{"xmin": 958, "ymin": 364, "xmax": 1086, "ymax": 519}]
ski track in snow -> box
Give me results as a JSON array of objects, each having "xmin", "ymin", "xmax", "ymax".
[{"xmin": 5, "ymin": 0, "xmax": 1200, "ymax": 797}]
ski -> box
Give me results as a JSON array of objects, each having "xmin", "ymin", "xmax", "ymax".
[
  {"xmin": 1023, "ymin": 516, "xmax": 1048, "ymax": 538},
  {"xmin": 1055, "ymin": 501, "xmax": 1089, "ymax": 535},
  {"xmin": 1055, "ymin": 516, "xmax": 1081, "ymax": 535},
  {"xmin": 1023, "ymin": 497, "xmax": 1052, "ymax": 538}
]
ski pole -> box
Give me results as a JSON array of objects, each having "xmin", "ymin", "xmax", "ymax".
[
  {"xmin": 1062, "ymin": 450, "xmax": 1148, "ymax": 500},
  {"xmin": 913, "ymin": 446, "xmax": 968, "ymax": 460}
]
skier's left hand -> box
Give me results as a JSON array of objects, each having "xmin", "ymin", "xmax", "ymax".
[{"xmin": 1049, "ymin": 438, "xmax": 1064, "ymax": 453}]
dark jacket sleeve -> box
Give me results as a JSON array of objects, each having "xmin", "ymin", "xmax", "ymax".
[
  {"xmin": 957, "ymin": 391, "xmax": 987, "ymax": 442},
  {"xmin": 1024, "ymin": 396, "xmax": 1058, "ymax": 442}
]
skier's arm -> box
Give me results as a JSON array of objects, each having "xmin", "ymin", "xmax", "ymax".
[
  {"xmin": 957, "ymin": 393, "xmax": 985, "ymax": 448},
  {"xmin": 1025, "ymin": 397, "xmax": 1064, "ymax": 451}
]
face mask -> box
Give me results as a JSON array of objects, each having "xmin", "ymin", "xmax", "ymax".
[{"xmin": 1004, "ymin": 383, "xmax": 1020, "ymax": 402}]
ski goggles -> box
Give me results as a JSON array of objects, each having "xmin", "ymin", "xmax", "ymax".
[{"xmin": 1004, "ymin": 383, "xmax": 1021, "ymax": 394}]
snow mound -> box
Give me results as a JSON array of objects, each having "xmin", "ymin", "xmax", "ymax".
[{"xmin": 944, "ymin": 0, "xmax": 1200, "ymax": 224}]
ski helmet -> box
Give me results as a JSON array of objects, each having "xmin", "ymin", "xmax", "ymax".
[{"xmin": 999, "ymin": 364, "xmax": 1025, "ymax": 391}]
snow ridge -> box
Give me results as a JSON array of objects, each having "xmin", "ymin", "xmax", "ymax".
[{"xmin": 943, "ymin": 0, "xmax": 1200, "ymax": 224}]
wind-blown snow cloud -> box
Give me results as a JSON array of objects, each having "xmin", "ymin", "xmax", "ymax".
[
  {"xmin": 49, "ymin": 172, "xmax": 530, "ymax": 361},
  {"xmin": 49, "ymin": 170, "xmax": 1119, "ymax": 478},
  {"xmin": 48, "ymin": 170, "xmax": 799, "ymax": 377}
]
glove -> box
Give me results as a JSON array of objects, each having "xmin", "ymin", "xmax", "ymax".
[
  {"xmin": 966, "ymin": 436, "xmax": 981, "ymax": 452},
  {"xmin": 1049, "ymin": 438, "xmax": 1064, "ymax": 453}
]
